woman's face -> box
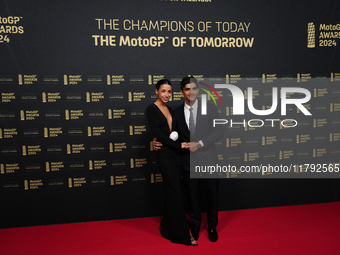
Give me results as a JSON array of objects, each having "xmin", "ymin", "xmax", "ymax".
[{"xmin": 156, "ymin": 84, "xmax": 172, "ymax": 104}]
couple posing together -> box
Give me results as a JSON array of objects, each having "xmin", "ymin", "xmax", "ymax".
[{"xmin": 146, "ymin": 77, "xmax": 224, "ymax": 246}]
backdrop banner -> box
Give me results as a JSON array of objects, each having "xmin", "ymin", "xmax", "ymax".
[{"xmin": 1, "ymin": 0, "xmax": 340, "ymax": 228}]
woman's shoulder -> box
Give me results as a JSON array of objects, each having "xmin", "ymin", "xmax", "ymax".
[
  {"xmin": 146, "ymin": 103, "xmax": 158, "ymax": 116},
  {"xmin": 146, "ymin": 103, "xmax": 156, "ymax": 110},
  {"xmin": 147, "ymin": 103, "xmax": 172, "ymax": 110},
  {"xmin": 146, "ymin": 103, "xmax": 173, "ymax": 116}
]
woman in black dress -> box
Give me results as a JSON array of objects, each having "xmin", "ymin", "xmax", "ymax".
[{"xmin": 146, "ymin": 79, "xmax": 197, "ymax": 246}]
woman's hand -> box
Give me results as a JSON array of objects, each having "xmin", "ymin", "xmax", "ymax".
[{"xmin": 181, "ymin": 142, "xmax": 190, "ymax": 150}]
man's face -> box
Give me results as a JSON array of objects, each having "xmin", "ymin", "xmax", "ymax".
[{"xmin": 181, "ymin": 82, "xmax": 199, "ymax": 105}]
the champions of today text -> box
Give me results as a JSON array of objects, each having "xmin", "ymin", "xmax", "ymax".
[{"xmin": 92, "ymin": 19, "xmax": 254, "ymax": 48}]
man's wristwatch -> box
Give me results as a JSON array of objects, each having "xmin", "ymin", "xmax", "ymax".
[{"xmin": 197, "ymin": 141, "xmax": 203, "ymax": 148}]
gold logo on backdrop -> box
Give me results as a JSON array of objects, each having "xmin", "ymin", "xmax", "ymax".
[
  {"xmin": 65, "ymin": 110, "xmax": 70, "ymax": 120},
  {"xmin": 108, "ymin": 109, "xmax": 112, "ymax": 119},
  {"xmin": 24, "ymin": 180, "xmax": 28, "ymax": 190},
  {"xmin": 18, "ymin": 74, "xmax": 23, "ymax": 85},
  {"xmin": 330, "ymin": 133, "xmax": 333, "ymax": 142},
  {"xmin": 130, "ymin": 158, "xmax": 134, "ymax": 168},
  {"xmin": 129, "ymin": 125, "xmax": 133, "ymax": 135},
  {"xmin": 296, "ymin": 135, "xmax": 300, "ymax": 144},
  {"xmin": 68, "ymin": 178, "xmax": 72, "ymax": 188},
  {"xmin": 44, "ymin": 127, "xmax": 48, "ymax": 138},
  {"xmin": 42, "ymin": 92, "xmax": 46, "ymax": 103},
  {"xmin": 128, "ymin": 92, "xmax": 132, "ymax": 102},
  {"xmin": 244, "ymin": 89, "xmax": 248, "ymax": 98},
  {"xmin": 244, "ymin": 153, "xmax": 247, "ymax": 162},
  {"xmin": 1, "ymin": 164, "xmax": 4, "ymax": 174},
  {"xmin": 151, "ymin": 173, "xmax": 154, "ymax": 183},
  {"xmin": 109, "ymin": 143, "xmax": 113, "ymax": 153},
  {"xmin": 46, "ymin": 162, "xmax": 50, "ymax": 172},
  {"xmin": 67, "ymin": 144, "xmax": 71, "ymax": 154},
  {"xmin": 148, "ymin": 75, "xmax": 152, "ymax": 85},
  {"xmin": 307, "ymin": 22, "xmax": 315, "ymax": 48},
  {"xmin": 107, "ymin": 75, "xmax": 111, "ymax": 85},
  {"xmin": 86, "ymin": 92, "xmax": 90, "ymax": 102},
  {"xmin": 20, "ymin": 110, "xmax": 25, "ymax": 120},
  {"xmin": 89, "ymin": 160, "xmax": 93, "ymax": 170},
  {"xmin": 88, "ymin": 126, "xmax": 92, "ymax": 136},
  {"xmin": 295, "ymin": 164, "xmax": 300, "ymax": 173},
  {"xmin": 64, "ymin": 75, "xmax": 68, "ymax": 85},
  {"xmin": 22, "ymin": 145, "xmax": 27, "ymax": 156},
  {"xmin": 0, "ymin": 128, "xmax": 2, "ymax": 139},
  {"xmin": 110, "ymin": 176, "xmax": 114, "ymax": 185}
]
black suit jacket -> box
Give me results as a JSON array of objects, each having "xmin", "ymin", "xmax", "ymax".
[{"xmin": 174, "ymin": 101, "xmax": 224, "ymax": 172}]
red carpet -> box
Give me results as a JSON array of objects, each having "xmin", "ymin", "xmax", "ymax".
[{"xmin": 1, "ymin": 202, "xmax": 340, "ymax": 255}]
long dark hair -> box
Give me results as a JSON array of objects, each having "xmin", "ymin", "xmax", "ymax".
[{"xmin": 155, "ymin": 79, "xmax": 172, "ymax": 90}]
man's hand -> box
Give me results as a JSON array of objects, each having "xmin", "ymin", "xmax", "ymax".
[
  {"xmin": 190, "ymin": 142, "xmax": 198, "ymax": 152},
  {"xmin": 152, "ymin": 137, "xmax": 163, "ymax": 151}
]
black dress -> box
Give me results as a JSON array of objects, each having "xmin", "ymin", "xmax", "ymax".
[{"xmin": 146, "ymin": 103, "xmax": 191, "ymax": 245}]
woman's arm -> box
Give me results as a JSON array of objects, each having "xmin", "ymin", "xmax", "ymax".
[{"xmin": 146, "ymin": 105, "xmax": 181, "ymax": 150}]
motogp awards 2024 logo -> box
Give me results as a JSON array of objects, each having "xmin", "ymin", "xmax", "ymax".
[{"xmin": 307, "ymin": 22, "xmax": 339, "ymax": 48}]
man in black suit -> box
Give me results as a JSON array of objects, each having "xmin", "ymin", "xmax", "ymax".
[{"xmin": 153, "ymin": 77, "xmax": 224, "ymax": 242}]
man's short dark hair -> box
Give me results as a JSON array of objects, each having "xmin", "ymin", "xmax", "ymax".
[{"xmin": 180, "ymin": 77, "xmax": 198, "ymax": 91}]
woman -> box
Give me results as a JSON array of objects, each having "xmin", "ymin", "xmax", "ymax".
[{"xmin": 146, "ymin": 79, "xmax": 197, "ymax": 246}]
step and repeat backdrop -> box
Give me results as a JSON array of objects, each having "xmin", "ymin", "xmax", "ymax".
[{"xmin": 1, "ymin": 0, "xmax": 340, "ymax": 228}]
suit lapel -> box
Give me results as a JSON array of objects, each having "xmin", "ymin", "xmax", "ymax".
[
  {"xmin": 177, "ymin": 103, "xmax": 190, "ymax": 137},
  {"xmin": 178, "ymin": 104, "xmax": 187, "ymax": 129}
]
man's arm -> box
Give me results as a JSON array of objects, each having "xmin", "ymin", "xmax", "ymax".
[
  {"xmin": 153, "ymin": 137, "xmax": 190, "ymax": 151},
  {"xmin": 190, "ymin": 104, "xmax": 224, "ymax": 151},
  {"xmin": 152, "ymin": 137, "xmax": 163, "ymax": 151}
]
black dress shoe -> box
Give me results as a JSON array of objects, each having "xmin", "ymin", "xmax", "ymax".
[
  {"xmin": 208, "ymin": 227, "xmax": 218, "ymax": 242},
  {"xmin": 192, "ymin": 225, "xmax": 200, "ymax": 240}
]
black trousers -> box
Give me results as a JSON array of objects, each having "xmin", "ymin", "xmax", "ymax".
[{"xmin": 183, "ymin": 171, "xmax": 219, "ymax": 229}]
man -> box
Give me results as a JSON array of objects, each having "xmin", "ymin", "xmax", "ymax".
[{"xmin": 153, "ymin": 77, "xmax": 224, "ymax": 242}]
